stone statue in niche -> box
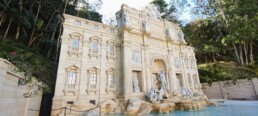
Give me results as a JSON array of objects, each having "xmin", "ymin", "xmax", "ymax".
[
  {"xmin": 133, "ymin": 76, "xmax": 140, "ymax": 93},
  {"xmin": 159, "ymin": 70, "xmax": 167, "ymax": 90},
  {"xmin": 149, "ymin": 83, "xmax": 164, "ymax": 103}
]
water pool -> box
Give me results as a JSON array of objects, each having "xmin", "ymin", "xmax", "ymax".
[
  {"xmin": 108, "ymin": 100, "xmax": 258, "ymax": 116},
  {"xmin": 150, "ymin": 100, "xmax": 258, "ymax": 116}
]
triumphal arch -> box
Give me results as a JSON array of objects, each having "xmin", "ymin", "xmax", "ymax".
[{"xmin": 52, "ymin": 4, "xmax": 205, "ymax": 115}]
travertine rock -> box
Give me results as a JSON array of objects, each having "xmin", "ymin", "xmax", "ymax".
[
  {"xmin": 101, "ymin": 99, "xmax": 118, "ymax": 114},
  {"xmin": 152, "ymin": 103, "xmax": 175, "ymax": 113},
  {"xmin": 177, "ymin": 100, "xmax": 207, "ymax": 111},
  {"xmin": 126, "ymin": 98, "xmax": 153, "ymax": 115}
]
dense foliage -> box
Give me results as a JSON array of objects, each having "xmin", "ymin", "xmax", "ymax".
[
  {"xmin": 181, "ymin": 0, "xmax": 258, "ymax": 82},
  {"xmin": 0, "ymin": 0, "xmax": 102, "ymax": 94},
  {"xmin": 183, "ymin": 0, "xmax": 258, "ymax": 66}
]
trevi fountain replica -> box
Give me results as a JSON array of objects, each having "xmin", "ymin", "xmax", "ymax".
[{"xmin": 51, "ymin": 4, "xmax": 215, "ymax": 116}]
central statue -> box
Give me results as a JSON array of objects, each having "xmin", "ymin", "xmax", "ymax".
[{"xmin": 159, "ymin": 70, "xmax": 167, "ymax": 90}]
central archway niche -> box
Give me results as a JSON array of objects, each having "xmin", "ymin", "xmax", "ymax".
[{"xmin": 151, "ymin": 59, "xmax": 166, "ymax": 86}]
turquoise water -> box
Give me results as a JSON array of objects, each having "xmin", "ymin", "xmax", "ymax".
[
  {"xmin": 108, "ymin": 100, "xmax": 258, "ymax": 116},
  {"xmin": 149, "ymin": 100, "xmax": 258, "ymax": 116}
]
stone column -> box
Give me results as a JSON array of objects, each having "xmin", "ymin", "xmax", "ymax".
[
  {"xmin": 141, "ymin": 43, "xmax": 147, "ymax": 93},
  {"xmin": 123, "ymin": 31, "xmax": 133, "ymax": 97}
]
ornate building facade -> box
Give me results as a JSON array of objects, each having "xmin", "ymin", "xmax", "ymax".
[{"xmin": 52, "ymin": 4, "xmax": 202, "ymax": 113}]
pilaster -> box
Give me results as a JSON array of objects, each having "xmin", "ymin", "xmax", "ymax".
[
  {"xmin": 123, "ymin": 31, "xmax": 133, "ymax": 96},
  {"xmin": 100, "ymin": 36, "xmax": 107, "ymax": 95}
]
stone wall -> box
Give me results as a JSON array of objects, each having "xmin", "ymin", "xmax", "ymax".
[
  {"xmin": 0, "ymin": 58, "xmax": 42, "ymax": 116},
  {"xmin": 202, "ymin": 78, "xmax": 258, "ymax": 100}
]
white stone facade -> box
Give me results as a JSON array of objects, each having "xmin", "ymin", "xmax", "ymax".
[{"xmin": 52, "ymin": 4, "xmax": 201, "ymax": 113}]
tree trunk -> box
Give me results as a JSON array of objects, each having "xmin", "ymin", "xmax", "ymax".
[
  {"xmin": 0, "ymin": 13, "xmax": 6, "ymax": 26},
  {"xmin": 212, "ymin": 53, "xmax": 216, "ymax": 62},
  {"xmin": 233, "ymin": 43, "xmax": 240, "ymax": 65},
  {"xmin": 243, "ymin": 42, "xmax": 249, "ymax": 65},
  {"xmin": 29, "ymin": 1, "xmax": 41, "ymax": 47},
  {"xmin": 249, "ymin": 43, "xmax": 254, "ymax": 65},
  {"xmin": 47, "ymin": 24, "xmax": 58, "ymax": 58},
  {"xmin": 3, "ymin": 17, "xmax": 13, "ymax": 39},
  {"xmin": 63, "ymin": 0, "xmax": 68, "ymax": 13},
  {"xmin": 15, "ymin": 0, "xmax": 23, "ymax": 41},
  {"xmin": 239, "ymin": 45, "xmax": 244, "ymax": 66}
]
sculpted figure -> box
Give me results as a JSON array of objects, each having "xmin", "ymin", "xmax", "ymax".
[
  {"xmin": 133, "ymin": 77, "xmax": 140, "ymax": 93},
  {"xmin": 181, "ymin": 87, "xmax": 193, "ymax": 98},
  {"xmin": 149, "ymin": 82, "xmax": 164, "ymax": 103},
  {"xmin": 159, "ymin": 70, "xmax": 167, "ymax": 90}
]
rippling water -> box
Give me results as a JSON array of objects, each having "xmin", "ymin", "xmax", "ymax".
[
  {"xmin": 108, "ymin": 100, "xmax": 258, "ymax": 116},
  {"xmin": 151, "ymin": 100, "xmax": 258, "ymax": 116}
]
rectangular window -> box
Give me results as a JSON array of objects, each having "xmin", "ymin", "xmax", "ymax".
[
  {"xmin": 108, "ymin": 74, "xmax": 114, "ymax": 85},
  {"xmin": 108, "ymin": 44, "xmax": 114, "ymax": 53},
  {"xmin": 90, "ymin": 73, "xmax": 97, "ymax": 85},
  {"xmin": 92, "ymin": 41, "xmax": 98, "ymax": 53},
  {"xmin": 75, "ymin": 20, "xmax": 81, "ymax": 25},
  {"xmin": 109, "ymin": 29, "xmax": 114, "ymax": 33},
  {"xmin": 72, "ymin": 39, "xmax": 79, "ymax": 50},
  {"xmin": 68, "ymin": 72, "xmax": 76, "ymax": 85},
  {"xmin": 94, "ymin": 25, "xmax": 99, "ymax": 29}
]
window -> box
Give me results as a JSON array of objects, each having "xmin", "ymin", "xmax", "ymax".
[
  {"xmin": 72, "ymin": 39, "xmax": 79, "ymax": 50},
  {"xmin": 94, "ymin": 25, "xmax": 99, "ymax": 29},
  {"xmin": 75, "ymin": 20, "xmax": 81, "ymax": 25},
  {"xmin": 106, "ymin": 69, "xmax": 116, "ymax": 92},
  {"xmin": 109, "ymin": 29, "xmax": 114, "ymax": 33},
  {"xmin": 87, "ymin": 67, "xmax": 99, "ymax": 92},
  {"xmin": 108, "ymin": 74, "xmax": 114, "ymax": 85},
  {"xmin": 92, "ymin": 41, "xmax": 98, "ymax": 53},
  {"xmin": 108, "ymin": 44, "xmax": 114, "ymax": 53},
  {"xmin": 90, "ymin": 73, "xmax": 97, "ymax": 85},
  {"xmin": 68, "ymin": 71, "xmax": 76, "ymax": 85}
]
